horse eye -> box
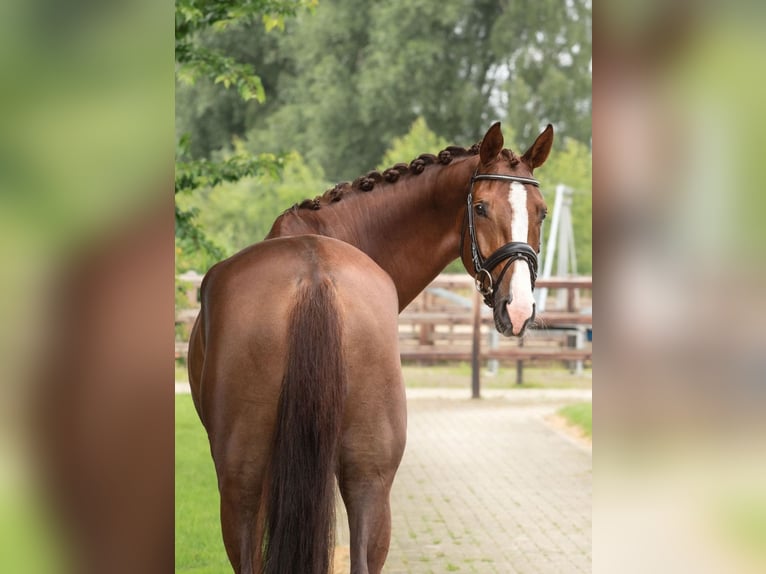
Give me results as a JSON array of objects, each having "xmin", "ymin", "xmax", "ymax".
[{"xmin": 474, "ymin": 203, "xmax": 487, "ymax": 217}]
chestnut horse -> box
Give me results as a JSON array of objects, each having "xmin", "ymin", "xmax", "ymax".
[{"xmin": 187, "ymin": 122, "xmax": 553, "ymax": 574}]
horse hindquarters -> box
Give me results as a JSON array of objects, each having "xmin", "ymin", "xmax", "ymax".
[
  {"xmin": 263, "ymin": 278, "xmax": 346, "ymax": 574},
  {"xmin": 203, "ymin": 275, "xmax": 346, "ymax": 574},
  {"xmin": 190, "ymin": 236, "xmax": 405, "ymax": 574},
  {"xmin": 333, "ymin": 273, "xmax": 407, "ymax": 574}
]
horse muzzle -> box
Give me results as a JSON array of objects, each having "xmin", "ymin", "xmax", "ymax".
[{"xmin": 494, "ymin": 296, "xmax": 536, "ymax": 337}]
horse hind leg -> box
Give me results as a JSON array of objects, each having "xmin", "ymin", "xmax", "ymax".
[
  {"xmin": 338, "ymin": 381, "xmax": 406, "ymax": 574},
  {"xmin": 217, "ymin": 455, "xmax": 268, "ymax": 574},
  {"xmin": 340, "ymin": 474, "xmax": 396, "ymax": 574},
  {"xmin": 210, "ymin": 404, "xmax": 275, "ymax": 574}
]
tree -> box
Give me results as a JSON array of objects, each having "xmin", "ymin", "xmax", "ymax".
[
  {"xmin": 183, "ymin": 0, "xmax": 592, "ymax": 181},
  {"xmin": 243, "ymin": 0, "xmax": 376, "ymax": 182},
  {"xmin": 245, "ymin": 0, "xmax": 509, "ymax": 180},
  {"xmin": 176, "ymin": 148, "xmax": 329, "ymax": 267},
  {"xmin": 175, "ymin": 0, "xmax": 316, "ymax": 272},
  {"xmin": 175, "ymin": 10, "xmax": 290, "ymax": 158},
  {"xmin": 490, "ymin": 0, "xmax": 592, "ymax": 146},
  {"xmin": 174, "ymin": 0, "xmax": 592, "ymax": 274},
  {"xmin": 377, "ymin": 118, "xmax": 450, "ymax": 170}
]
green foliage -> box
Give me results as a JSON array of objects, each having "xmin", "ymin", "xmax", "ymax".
[
  {"xmin": 176, "ymin": 149, "xmax": 330, "ymax": 268},
  {"xmin": 175, "ymin": 203, "xmax": 224, "ymax": 274},
  {"xmin": 175, "ymin": 0, "xmax": 296, "ymax": 103},
  {"xmin": 175, "ymin": 0, "xmax": 316, "ymax": 73},
  {"xmin": 357, "ymin": 0, "xmax": 505, "ymax": 150},
  {"xmin": 175, "ymin": 0, "xmax": 315, "ymax": 272},
  {"xmin": 491, "ymin": 0, "xmax": 592, "ymax": 146},
  {"xmin": 175, "ymin": 137, "xmax": 293, "ymax": 274},
  {"xmin": 174, "ymin": 0, "xmax": 592, "ymax": 276},
  {"xmin": 377, "ymin": 118, "xmax": 450, "ymax": 169},
  {"xmin": 175, "ymin": 148, "xmax": 286, "ymax": 194},
  {"xmin": 200, "ymin": 0, "xmax": 592, "ymax": 181},
  {"xmin": 177, "ymin": 47, "xmax": 266, "ymax": 103},
  {"xmin": 243, "ymin": 0, "xmax": 377, "ymax": 181}
]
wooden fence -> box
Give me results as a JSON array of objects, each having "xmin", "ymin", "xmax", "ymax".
[{"xmin": 176, "ymin": 272, "xmax": 592, "ymax": 397}]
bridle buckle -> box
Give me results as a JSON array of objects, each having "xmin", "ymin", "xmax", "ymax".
[{"xmin": 475, "ymin": 268, "xmax": 493, "ymax": 298}]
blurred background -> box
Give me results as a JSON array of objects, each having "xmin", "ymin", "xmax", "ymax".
[
  {"xmin": 595, "ymin": 1, "xmax": 766, "ymax": 572},
  {"xmin": 0, "ymin": 0, "xmax": 173, "ymax": 572}
]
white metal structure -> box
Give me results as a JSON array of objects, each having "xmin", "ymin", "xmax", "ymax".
[{"xmin": 536, "ymin": 184, "xmax": 578, "ymax": 312}]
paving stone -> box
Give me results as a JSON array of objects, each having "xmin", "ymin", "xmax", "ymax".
[{"xmin": 336, "ymin": 393, "xmax": 591, "ymax": 573}]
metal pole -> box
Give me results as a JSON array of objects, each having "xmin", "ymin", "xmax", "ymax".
[
  {"xmin": 556, "ymin": 191, "xmax": 572, "ymax": 309},
  {"xmin": 487, "ymin": 329, "xmax": 498, "ymax": 375},
  {"xmin": 536, "ymin": 184, "xmax": 565, "ymax": 312},
  {"xmin": 471, "ymin": 288, "xmax": 482, "ymax": 399}
]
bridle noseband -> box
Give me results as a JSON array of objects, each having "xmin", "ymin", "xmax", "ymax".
[{"xmin": 463, "ymin": 172, "xmax": 540, "ymax": 308}]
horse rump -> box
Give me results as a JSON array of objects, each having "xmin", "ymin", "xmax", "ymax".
[{"xmin": 263, "ymin": 278, "xmax": 346, "ymax": 574}]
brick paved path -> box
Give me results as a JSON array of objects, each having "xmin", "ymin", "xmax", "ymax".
[{"xmin": 336, "ymin": 390, "xmax": 591, "ymax": 573}]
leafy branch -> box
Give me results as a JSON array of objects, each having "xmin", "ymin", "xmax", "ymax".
[
  {"xmin": 175, "ymin": 149, "xmax": 288, "ymax": 265},
  {"xmin": 175, "ymin": 152, "xmax": 286, "ymax": 195},
  {"xmin": 175, "ymin": 0, "xmax": 315, "ymax": 266},
  {"xmin": 175, "ymin": 0, "xmax": 317, "ymax": 99},
  {"xmin": 176, "ymin": 47, "xmax": 266, "ymax": 102}
]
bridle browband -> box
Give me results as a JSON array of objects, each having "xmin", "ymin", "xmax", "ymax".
[{"xmin": 462, "ymin": 172, "xmax": 541, "ymax": 308}]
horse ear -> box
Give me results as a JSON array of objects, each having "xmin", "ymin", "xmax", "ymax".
[
  {"xmin": 521, "ymin": 124, "xmax": 554, "ymax": 170},
  {"xmin": 479, "ymin": 122, "xmax": 504, "ymax": 165}
]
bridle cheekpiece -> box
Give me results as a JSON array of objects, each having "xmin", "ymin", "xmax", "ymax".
[{"xmin": 464, "ymin": 172, "xmax": 541, "ymax": 307}]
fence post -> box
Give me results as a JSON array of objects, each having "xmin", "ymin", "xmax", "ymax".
[{"xmin": 471, "ymin": 288, "xmax": 482, "ymax": 399}]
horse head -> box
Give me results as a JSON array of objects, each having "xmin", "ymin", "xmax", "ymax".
[{"xmin": 461, "ymin": 122, "xmax": 554, "ymax": 336}]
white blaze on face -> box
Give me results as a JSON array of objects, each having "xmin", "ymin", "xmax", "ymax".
[{"xmin": 507, "ymin": 182, "xmax": 535, "ymax": 334}]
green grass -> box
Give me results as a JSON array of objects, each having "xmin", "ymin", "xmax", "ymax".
[
  {"xmin": 401, "ymin": 363, "xmax": 591, "ymax": 390},
  {"xmin": 175, "ymin": 394, "xmax": 229, "ymax": 573},
  {"xmin": 557, "ymin": 402, "xmax": 592, "ymax": 437}
]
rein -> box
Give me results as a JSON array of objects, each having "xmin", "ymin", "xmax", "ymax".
[{"xmin": 462, "ymin": 172, "xmax": 540, "ymax": 308}]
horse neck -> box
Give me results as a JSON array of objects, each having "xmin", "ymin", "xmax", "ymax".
[{"xmin": 271, "ymin": 156, "xmax": 478, "ymax": 310}]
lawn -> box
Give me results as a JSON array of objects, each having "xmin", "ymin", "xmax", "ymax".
[
  {"xmin": 557, "ymin": 402, "xmax": 592, "ymax": 437},
  {"xmin": 175, "ymin": 394, "xmax": 229, "ymax": 573},
  {"xmin": 401, "ymin": 362, "xmax": 592, "ymax": 390}
]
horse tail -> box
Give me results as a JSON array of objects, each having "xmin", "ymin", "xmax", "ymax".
[{"xmin": 263, "ymin": 278, "xmax": 346, "ymax": 574}]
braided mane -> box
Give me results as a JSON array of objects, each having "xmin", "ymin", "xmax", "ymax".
[{"xmin": 290, "ymin": 143, "xmax": 486, "ymax": 212}]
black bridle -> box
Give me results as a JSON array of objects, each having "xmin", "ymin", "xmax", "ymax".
[{"xmin": 462, "ymin": 173, "xmax": 540, "ymax": 308}]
